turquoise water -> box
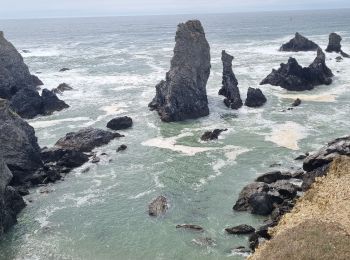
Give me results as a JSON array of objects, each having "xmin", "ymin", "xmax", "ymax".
[{"xmin": 0, "ymin": 9, "xmax": 350, "ymax": 259}]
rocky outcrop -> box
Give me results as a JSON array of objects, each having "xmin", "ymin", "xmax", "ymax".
[
  {"xmin": 52, "ymin": 83, "xmax": 73, "ymax": 94},
  {"xmin": 201, "ymin": 129, "xmax": 227, "ymax": 141},
  {"xmin": 149, "ymin": 20, "xmax": 211, "ymax": 122},
  {"xmin": 41, "ymin": 89, "xmax": 69, "ymax": 115},
  {"xmin": 219, "ymin": 50, "xmax": 243, "ymax": 109},
  {"xmin": 244, "ymin": 88, "xmax": 267, "ymax": 107},
  {"xmin": 280, "ymin": 33, "xmax": 319, "ymax": 52},
  {"xmin": 107, "ymin": 116, "xmax": 133, "ymax": 130},
  {"xmin": 260, "ymin": 48, "xmax": 333, "ymax": 91},
  {"xmin": 148, "ymin": 195, "xmax": 168, "ymax": 216},
  {"xmin": 225, "ymin": 224, "xmax": 255, "ymax": 234},
  {"xmin": 255, "ymin": 171, "xmax": 293, "ymax": 184},
  {"xmin": 325, "ymin": 33, "xmax": 349, "ymax": 57},
  {"xmin": 55, "ymin": 128, "xmax": 124, "ymax": 152},
  {"xmin": 0, "ymin": 99, "xmax": 42, "ymax": 185}
]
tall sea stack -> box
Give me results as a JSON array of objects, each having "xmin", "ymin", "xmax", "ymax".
[
  {"xmin": 149, "ymin": 20, "xmax": 211, "ymax": 122},
  {"xmin": 325, "ymin": 33, "xmax": 349, "ymax": 58},
  {"xmin": 219, "ymin": 50, "xmax": 242, "ymax": 109}
]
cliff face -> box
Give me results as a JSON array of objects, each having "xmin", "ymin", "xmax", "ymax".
[{"xmin": 149, "ymin": 20, "xmax": 211, "ymax": 122}]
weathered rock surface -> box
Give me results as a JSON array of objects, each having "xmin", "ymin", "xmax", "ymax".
[
  {"xmin": 0, "ymin": 99, "xmax": 42, "ymax": 185},
  {"xmin": 201, "ymin": 129, "xmax": 227, "ymax": 141},
  {"xmin": 41, "ymin": 89, "xmax": 69, "ymax": 115},
  {"xmin": 280, "ymin": 33, "xmax": 319, "ymax": 52},
  {"xmin": 244, "ymin": 87, "xmax": 267, "ymax": 108},
  {"xmin": 325, "ymin": 33, "xmax": 350, "ymax": 57},
  {"xmin": 255, "ymin": 171, "xmax": 292, "ymax": 184},
  {"xmin": 52, "ymin": 83, "xmax": 73, "ymax": 94},
  {"xmin": 233, "ymin": 182, "xmax": 269, "ymax": 212},
  {"xmin": 176, "ymin": 224, "xmax": 204, "ymax": 231},
  {"xmin": 107, "ymin": 116, "xmax": 133, "ymax": 130},
  {"xmin": 260, "ymin": 48, "xmax": 333, "ymax": 91},
  {"xmin": 55, "ymin": 128, "xmax": 123, "ymax": 152},
  {"xmin": 149, "ymin": 20, "xmax": 211, "ymax": 122},
  {"xmin": 225, "ymin": 224, "xmax": 255, "ymax": 234},
  {"xmin": 219, "ymin": 50, "xmax": 242, "ymax": 109},
  {"xmin": 148, "ymin": 195, "xmax": 168, "ymax": 217}
]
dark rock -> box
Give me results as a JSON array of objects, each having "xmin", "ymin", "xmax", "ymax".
[
  {"xmin": 176, "ymin": 224, "xmax": 203, "ymax": 231},
  {"xmin": 280, "ymin": 33, "xmax": 319, "ymax": 52},
  {"xmin": 41, "ymin": 89, "xmax": 69, "ymax": 115},
  {"xmin": 260, "ymin": 48, "xmax": 333, "ymax": 91},
  {"xmin": 268, "ymin": 180, "xmax": 298, "ymax": 200},
  {"xmin": 219, "ymin": 50, "xmax": 243, "ymax": 109},
  {"xmin": 255, "ymin": 221, "xmax": 275, "ymax": 239},
  {"xmin": 233, "ymin": 182, "xmax": 269, "ymax": 211},
  {"xmin": 59, "ymin": 68, "xmax": 70, "ymax": 72},
  {"xmin": 0, "ymin": 99, "xmax": 42, "ymax": 185},
  {"xmin": 201, "ymin": 129, "xmax": 227, "ymax": 141},
  {"xmin": 231, "ymin": 246, "xmax": 251, "ymax": 256},
  {"xmin": 269, "ymin": 163, "xmax": 282, "ymax": 168},
  {"xmin": 10, "ymin": 88, "xmax": 44, "ymax": 119},
  {"xmin": 91, "ymin": 156, "xmax": 100, "ymax": 164},
  {"xmin": 291, "ymin": 98, "xmax": 301, "ymax": 107},
  {"xmin": 248, "ymin": 193, "xmax": 274, "ymax": 216},
  {"xmin": 336, "ymin": 56, "xmax": 343, "ymax": 62},
  {"xmin": 303, "ymin": 136, "xmax": 350, "ymax": 172},
  {"xmin": 52, "ymin": 83, "xmax": 73, "ymax": 94},
  {"xmin": 41, "ymin": 147, "xmax": 89, "ymax": 169},
  {"xmin": 107, "ymin": 116, "xmax": 133, "ymax": 130},
  {"xmin": 117, "ymin": 144, "xmax": 127, "ymax": 152},
  {"xmin": 295, "ymin": 154, "xmax": 307, "ymax": 160},
  {"xmin": 148, "ymin": 195, "xmax": 168, "ymax": 217},
  {"xmin": 244, "ymin": 87, "xmax": 267, "ymax": 107},
  {"xmin": 149, "ymin": 20, "xmax": 211, "ymax": 122},
  {"xmin": 225, "ymin": 224, "xmax": 255, "ymax": 234},
  {"xmin": 325, "ymin": 33, "xmax": 349, "ymax": 57},
  {"xmin": 255, "ymin": 171, "xmax": 292, "ymax": 184},
  {"xmin": 55, "ymin": 128, "xmax": 124, "ymax": 152},
  {"xmin": 248, "ymin": 233, "xmax": 259, "ymax": 251},
  {"xmin": 301, "ymin": 164, "xmax": 329, "ymax": 191},
  {"xmin": 15, "ymin": 186, "xmax": 29, "ymax": 196},
  {"xmin": 22, "ymin": 50, "xmax": 30, "ymax": 53}
]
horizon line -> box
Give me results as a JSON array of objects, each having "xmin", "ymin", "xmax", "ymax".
[{"xmin": 1, "ymin": 7, "xmax": 350, "ymax": 21}]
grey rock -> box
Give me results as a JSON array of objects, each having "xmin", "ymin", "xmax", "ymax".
[
  {"xmin": 325, "ymin": 33, "xmax": 349, "ymax": 57},
  {"xmin": 201, "ymin": 129, "xmax": 227, "ymax": 141},
  {"xmin": 107, "ymin": 116, "xmax": 133, "ymax": 130},
  {"xmin": 10, "ymin": 87, "xmax": 44, "ymax": 119},
  {"xmin": 244, "ymin": 87, "xmax": 267, "ymax": 107},
  {"xmin": 59, "ymin": 68, "xmax": 70, "ymax": 72},
  {"xmin": 149, "ymin": 20, "xmax": 211, "ymax": 122},
  {"xmin": 176, "ymin": 224, "xmax": 204, "ymax": 231},
  {"xmin": 219, "ymin": 50, "xmax": 242, "ymax": 109},
  {"xmin": 52, "ymin": 83, "xmax": 73, "ymax": 94},
  {"xmin": 41, "ymin": 89, "xmax": 69, "ymax": 115},
  {"xmin": 291, "ymin": 98, "xmax": 301, "ymax": 107},
  {"xmin": 233, "ymin": 182, "xmax": 269, "ymax": 211},
  {"xmin": 260, "ymin": 48, "xmax": 333, "ymax": 91},
  {"xmin": 225, "ymin": 224, "xmax": 255, "ymax": 234},
  {"xmin": 255, "ymin": 171, "xmax": 292, "ymax": 184},
  {"xmin": 191, "ymin": 237, "xmax": 216, "ymax": 247},
  {"xmin": 248, "ymin": 193, "xmax": 274, "ymax": 216},
  {"xmin": 302, "ymin": 164, "xmax": 329, "ymax": 191},
  {"xmin": 148, "ymin": 195, "xmax": 168, "ymax": 217},
  {"xmin": 280, "ymin": 33, "xmax": 319, "ymax": 52},
  {"xmin": 117, "ymin": 144, "xmax": 127, "ymax": 152}
]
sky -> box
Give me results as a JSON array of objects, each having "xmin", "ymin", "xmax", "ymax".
[{"xmin": 0, "ymin": 0, "xmax": 350, "ymax": 19}]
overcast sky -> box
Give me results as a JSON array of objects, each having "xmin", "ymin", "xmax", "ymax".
[{"xmin": 1, "ymin": 0, "xmax": 350, "ymax": 19}]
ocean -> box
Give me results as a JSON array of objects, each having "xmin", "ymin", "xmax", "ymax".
[{"xmin": 0, "ymin": 9, "xmax": 350, "ymax": 260}]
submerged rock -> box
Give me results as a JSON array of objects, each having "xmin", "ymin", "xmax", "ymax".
[
  {"xmin": 192, "ymin": 237, "xmax": 216, "ymax": 247},
  {"xmin": 260, "ymin": 48, "xmax": 333, "ymax": 91},
  {"xmin": 244, "ymin": 87, "xmax": 267, "ymax": 108},
  {"xmin": 59, "ymin": 68, "xmax": 70, "ymax": 72},
  {"xmin": 325, "ymin": 33, "xmax": 350, "ymax": 57},
  {"xmin": 225, "ymin": 224, "xmax": 255, "ymax": 234},
  {"xmin": 0, "ymin": 99, "xmax": 42, "ymax": 185},
  {"xmin": 55, "ymin": 128, "xmax": 123, "ymax": 153},
  {"xmin": 291, "ymin": 98, "xmax": 301, "ymax": 107},
  {"xmin": 280, "ymin": 33, "xmax": 319, "ymax": 52},
  {"xmin": 148, "ymin": 195, "xmax": 168, "ymax": 217},
  {"xmin": 149, "ymin": 20, "xmax": 211, "ymax": 122},
  {"xmin": 219, "ymin": 50, "xmax": 243, "ymax": 109},
  {"xmin": 176, "ymin": 224, "xmax": 204, "ymax": 231},
  {"xmin": 52, "ymin": 83, "xmax": 73, "ymax": 94},
  {"xmin": 117, "ymin": 144, "xmax": 127, "ymax": 152},
  {"xmin": 201, "ymin": 129, "xmax": 227, "ymax": 141},
  {"xmin": 107, "ymin": 116, "xmax": 133, "ymax": 130}
]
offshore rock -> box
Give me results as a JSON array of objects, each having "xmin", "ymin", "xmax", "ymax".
[
  {"xmin": 280, "ymin": 33, "xmax": 319, "ymax": 52},
  {"xmin": 325, "ymin": 32, "xmax": 350, "ymax": 57},
  {"xmin": 176, "ymin": 224, "xmax": 204, "ymax": 231},
  {"xmin": 201, "ymin": 129, "xmax": 227, "ymax": 141},
  {"xmin": 52, "ymin": 83, "xmax": 73, "ymax": 94},
  {"xmin": 107, "ymin": 116, "xmax": 133, "ymax": 130},
  {"xmin": 244, "ymin": 87, "xmax": 267, "ymax": 108},
  {"xmin": 219, "ymin": 50, "xmax": 242, "ymax": 109},
  {"xmin": 225, "ymin": 224, "xmax": 255, "ymax": 235},
  {"xmin": 148, "ymin": 195, "xmax": 168, "ymax": 217},
  {"xmin": 149, "ymin": 20, "xmax": 211, "ymax": 122},
  {"xmin": 260, "ymin": 48, "xmax": 333, "ymax": 91}
]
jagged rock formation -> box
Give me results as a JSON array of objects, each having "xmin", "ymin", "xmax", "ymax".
[
  {"xmin": 0, "ymin": 99, "xmax": 42, "ymax": 185},
  {"xmin": 244, "ymin": 87, "xmax": 267, "ymax": 107},
  {"xmin": 260, "ymin": 48, "xmax": 333, "ymax": 91},
  {"xmin": 280, "ymin": 33, "xmax": 319, "ymax": 52},
  {"xmin": 219, "ymin": 50, "xmax": 243, "ymax": 109},
  {"xmin": 149, "ymin": 20, "xmax": 211, "ymax": 122},
  {"xmin": 0, "ymin": 31, "xmax": 68, "ymax": 118},
  {"xmin": 325, "ymin": 33, "xmax": 350, "ymax": 58}
]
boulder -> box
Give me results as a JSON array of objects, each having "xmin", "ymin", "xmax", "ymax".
[
  {"xmin": 325, "ymin": 33, "xmax": 349, "ymax": 57},
  {"xmin": 260, "ymin": 48, "xmax": 333, "ymax": 91},
  {"xmin": 303, "ymin": 136, "xmax": 350, "ymax": 172},
  {"xmin": 0, "ymin": 99, "xmax": 42, "ymax": 185},
  {"xmin": 10, "ymin": 88, "xmax": 44, "ymax": 119},
  {"xmin": 117, "ymin": 144, "xmax": 127, "ymax": 152},
  {"xmin": 41, "ymin": 89, "xmax": 69, "ymax": 115},
  {"xmin": 107, "ymin": 116, "xmax": 133, "ymax": 130},
  {"xmin": 291, "ymin": 98, "xmax": 301, "ymax": 107},
  {"xmin": 148, "ymin": 195, "xmax": 168, "ymax": 217},
  {"xmin": 233, "ymin": 182, "xmax": 269, "ymax": 211},
  {"xmin": 268, "ymin": 180, "xmax": 298, "ymax": 200},
  {"xmin": 280, "ymin": 33, "xmax": 319, "ymax": 52},
  {"xmin": 52, "ymin": 83, "xmax": 73, "ymax": 94},
  {"xmin": 255, "ymin": 171, "xmax": 292, "ymax": 184},
  {"xmin": 149, "ymin": 20, "xmax": 211, "ymax": 122},
  {"xmin": 225, "ymin": 224, "xmax": 255, "ymax": 234},
  {"xmin": 41, "ymin": 147, "xmax": 89, "ymax": 169},
  {"xmin": 176, "ymin": 224, "xmax": 204, "ymax": 231},
  {"xmin": 244, "ymin": 87, "xmax": 267, "ymax": 107},
  {"xmin": 219, "ymin": 50, "xmax": 243, "ymax": 109},
  {"xmin": 248, "ymin": 193, "xmax": 274, "ymax": 216},
  {"xmin": 201, "ymin": 129, "xmax": 227, "ymax": 141},
  {"xmin": 55, "ymin": 128, "xmax": 123, "ymax": 153}
]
